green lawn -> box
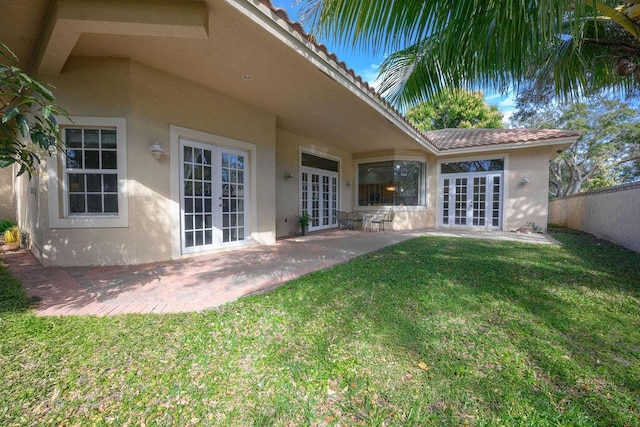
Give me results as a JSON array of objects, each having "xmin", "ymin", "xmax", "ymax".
[{"xmin": 1, "ymin": 230, "xmax": 639, "ymax": 426}]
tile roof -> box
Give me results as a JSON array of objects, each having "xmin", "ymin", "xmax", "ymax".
[{"xmin": 424, "ymin": 128, "xmax": 581, "ymax": 151}]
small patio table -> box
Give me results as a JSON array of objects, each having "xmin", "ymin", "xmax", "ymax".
[{"xmin": 360, "ymin": 213, "xmax": 383, "ymax": 232}]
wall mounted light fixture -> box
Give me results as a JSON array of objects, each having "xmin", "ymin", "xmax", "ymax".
[
  {"xmin": 346, "ymin": 180, "xmax": 352, "ymax": 187},
  {"xmin": 521, "ymin": 177, "xmax": 530, "ymax": 184},
  {"xmin": 285, "ymin": 172, "xmax": 294, "ymax": 179},
  {"xmin": 150, "ymin": 140, "xmax": 164, "ymax": 159}
]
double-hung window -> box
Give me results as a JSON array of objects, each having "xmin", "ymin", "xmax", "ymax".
[
  {"xmin": 65, "ymin": 128, "xmax": 119, "ymax": 215},
  {"xmin": 47, "ymin": 117, "xmax": 128, "ymax": 228}
]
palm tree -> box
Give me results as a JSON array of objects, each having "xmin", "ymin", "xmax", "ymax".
[{"xmin": 299, "ymin": 0, "xmax": 640, "ymax": 108}]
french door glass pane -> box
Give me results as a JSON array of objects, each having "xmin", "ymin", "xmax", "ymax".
[
  {"xmin": 443, "ymin": 178, "xmax": 450, "ymax": 225},
  {"xmin": 454, "ymin": 178, "xmax": 468, "ymax": 225},
  {"xmin": 183, "ymin": 145, "xmax": 213, "ymax": 248},
  {"xmin": 492, "ymin": 176, "xmax": 501, "ymax": 227},
  {"xmin": 221, "ymin": 152, "xmax": 245, "ymax": 243},
  {"xmin": 472, "ymin": 177, "xmax": 486, "ymax": 226},
  {"xmin": 331, "ymin": 177, "xmax": 337, "ymax": 225},
  {"xmin": 311, "ymin": 174, "xmax": 320, "ymax": 227}
]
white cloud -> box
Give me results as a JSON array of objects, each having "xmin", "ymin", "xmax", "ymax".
[
  {"xmin": 484, "ymin": 91, "xmax": 517, "ymax": 127},
  {"xmin": 358, "ymin": 63, "xmax": 382, "ymax": 90}
]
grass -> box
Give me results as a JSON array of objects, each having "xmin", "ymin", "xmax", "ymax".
[{"xmin": 1, "ymin": 229, "xmax": 639, "ymax": 426}]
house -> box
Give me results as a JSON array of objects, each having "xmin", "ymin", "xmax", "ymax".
[{"xmin": 0, "ymin": 0, "xmax": 580, "ymax": 267}]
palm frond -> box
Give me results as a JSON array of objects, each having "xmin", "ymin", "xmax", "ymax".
[{"xmin": 301, "ymin": 0, "xmax": 640, "ymax": 107}]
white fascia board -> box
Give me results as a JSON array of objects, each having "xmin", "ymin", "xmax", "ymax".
[{"xmin": 227, "ymin": 0, "xmax": 438, "ymax": 155}]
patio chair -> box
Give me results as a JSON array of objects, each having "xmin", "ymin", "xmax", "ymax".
[
  {"xmin": 352, "ymin": 212, "xmax": 364, "ymax": 230},
  {"xmin": 382, "ymin": 212, "xmax": 395, "ymax": 231},
  {"xmin": 336, "ymin": 211, "xmax": 348, "ymax": 229},
  {"xmin": 368, "ymin": 213, "xmax": 385, "ymax": 232},
  {"xmin": 346, "ymin": 212, "xmax": 356, "ymax": 230}
]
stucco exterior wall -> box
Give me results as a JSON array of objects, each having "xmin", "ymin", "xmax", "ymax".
[
  {"xmin": 31, "ymin": 57, "xmax": 276, "ymax": 266},
  {"xmin": 275, "ymin": 129, "xmax": 353, "ymax": 237},
  {"xmin": 549, "ymin": 183, "xmax": 640, "ymax": 252},
  {"xmin": 0, "ymin": 167, "xmax": 15, "ymax": 222},
  {"xmin": 505, "ymin": 146, "xmax": 551, "ymax": 231}
]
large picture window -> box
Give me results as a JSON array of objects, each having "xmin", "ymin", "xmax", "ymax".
[
  {"xmin": 358, "ymin": 160, "xmax": 425, "ymax": 206},
  {"xmin": 64, "ymin": 128, "xmax": 119, "ymax": 215}
]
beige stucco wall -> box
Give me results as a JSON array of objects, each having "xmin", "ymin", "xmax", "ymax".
[
  {"xmin": 0, "ymin": 167, "xmax": 16, "ymax": 222},
  {"xmin": 505, "ymin": 146, "xmax": 552, "ymax": 231},
  {"xmin": 28, "ymin": 57, "xmax": 276, "ymax": 266},
  {"xmin": 275, "ymin": 129, "xmax": 354, "ymax": 237},
  {"xmin": 549, "ymin": 183, "xmax": 640, "ymax": 252}
]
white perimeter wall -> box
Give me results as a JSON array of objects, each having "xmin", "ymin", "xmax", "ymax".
[{"xmin": 548, "ymin": 182, "xmax": 640, "ymax": 252}]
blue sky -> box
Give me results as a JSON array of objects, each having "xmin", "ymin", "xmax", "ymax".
[{"xmin": 270, "ymin": 1, "xmax": 516, "ymax": 123}]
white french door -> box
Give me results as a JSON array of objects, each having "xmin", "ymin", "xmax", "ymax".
[
  {"xmin": 441, "ymin": 172, "xmax": 502, "ymax": 229},
  {"xmin": 301, "ymin": 167, "xmax": 338, "ymax": 232},
  {"xmin": 180, "ymin": 139, "xmax": 248, "ymax": 253}
]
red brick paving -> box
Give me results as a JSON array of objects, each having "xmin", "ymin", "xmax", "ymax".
[{"xmin": 1, "ymin": 229, "xmax": 557, "ymax": 317}]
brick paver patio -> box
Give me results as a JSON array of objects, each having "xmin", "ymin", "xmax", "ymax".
[{"xmin": 1, "ymin": 229, "xmax": 558, "ymax": 316}]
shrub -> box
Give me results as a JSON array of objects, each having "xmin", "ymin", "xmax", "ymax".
[{"xmin": 0, "ymin": 220, "xmax": 15, "ymax": 234}]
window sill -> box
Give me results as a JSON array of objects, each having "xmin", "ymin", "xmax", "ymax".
[
  {"xmin": 49, "ymin": 215, "xmax": 127, "ymax": 229},
  {"xmin": 356, "ymin": 206, "xmax": 427, "ymax": 212}
]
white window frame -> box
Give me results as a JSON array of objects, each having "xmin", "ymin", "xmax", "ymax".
[
  {"xmin": 355, "ymin": 155, "xmax": 428, "ymax": 209},
  {"xmin": 47, "ymin": 117, "xmax": 128, "ymax": 228}
]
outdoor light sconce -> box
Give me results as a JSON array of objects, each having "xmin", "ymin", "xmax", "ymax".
[
  {"xmin": 285, "ymin": 172, "xmax": 294, "ymax": 179},
  {"xmin": 521, "ymin": 177, "xmax": 530, "ymax": 184},
  {"xmin": 346, "ymin": 180, "xmax": 352, "ymax": 186},
  {"xmin": 150, "ymin": 140, "xmax": 164, "ymax": 159}
]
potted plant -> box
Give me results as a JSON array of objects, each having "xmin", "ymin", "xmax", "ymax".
[
  {"xmin": 3, "ymin": 226, "xmax": 21, "ymax": 250},
  {"xmin": 298, "ymin": 213, "xmax": 311, "ymax": 236}
]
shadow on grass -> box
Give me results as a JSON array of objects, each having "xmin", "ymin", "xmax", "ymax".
[
  {"xmin": 0, "ymin": 263, "xmax": 29, "ymax": 314},
  {"xmin": 251, "ymin": 231, "xmax": 640, "ymax": 424}
]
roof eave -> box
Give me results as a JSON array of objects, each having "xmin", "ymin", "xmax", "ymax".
[{"xmin": 230, "ymin": 0, "xmax": 439, "ymax": 155}]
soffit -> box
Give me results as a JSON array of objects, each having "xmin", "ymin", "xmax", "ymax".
[
  {"xmin": 2, "ymin": 1, "xmax": 579, "ymax": 158},
  {"xmin": 1, "ymin": 0, "xmax": 52, "ymax": 71},
  {"xmin": 25, "ymin": 0, "xmax": 426, "ymax": 154}
]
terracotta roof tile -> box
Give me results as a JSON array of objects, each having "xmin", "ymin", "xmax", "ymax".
[{"xmin": 423, "ymin": 128, "xmax": 581, "ymax": 151}]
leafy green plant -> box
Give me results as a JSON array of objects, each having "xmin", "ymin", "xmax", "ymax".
[
  {"xmin": 526, "ymin": 222, "xmax": 544, "ymax": 233},
  {"xmin": 1, "ymin": 42, "xmax": 68, "ymax": 177},
  {"xmin": 298, "ymin": 213, "xmax": 311, "ymax": 228},
  {"xmin": 0, "ymin": 219, "xmax": 15, "ymax": 233}
]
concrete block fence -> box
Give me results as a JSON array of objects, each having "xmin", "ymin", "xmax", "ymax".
[{"xmin": 548, "ymin": 182, "xmax": 640, "ymax": 253}]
